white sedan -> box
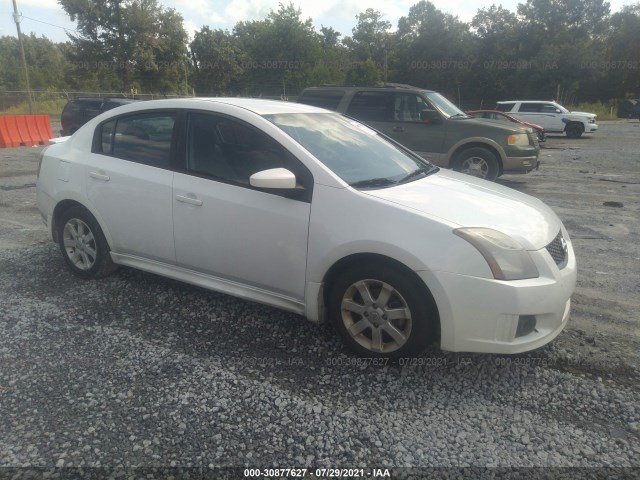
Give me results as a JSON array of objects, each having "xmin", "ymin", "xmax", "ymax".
[{"xmin": 36, "ymin": 98, "xmax": 576, "ymax": 358}]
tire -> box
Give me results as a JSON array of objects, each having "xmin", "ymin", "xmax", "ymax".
[
  {"xmin": 452, "ymin": 147, "xmax": 500, "ymax": 181},
  {"xmin": 57, "ymin": 206, "xmax": 117, "ymax": 278},
  {"xmin": 329, "ymin": 264, "xmax": 438, "ymax": 358},
  {"xmin": 565, "ymin": 123, "xmax": 583, "ymax": 138}
]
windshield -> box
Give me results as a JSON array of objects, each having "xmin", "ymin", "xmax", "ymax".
[
  {"xmin": 424, "ymin": 91, "xmax": 468, "ymax": 119},
  {"xmin": 266, "ymin": 113, "xmax": 437, "ymax": 188}
]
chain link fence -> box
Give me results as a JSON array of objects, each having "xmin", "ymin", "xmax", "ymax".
[{"xmin": 0, "ymin": 90, "xmax": 194, "ymax": 117}]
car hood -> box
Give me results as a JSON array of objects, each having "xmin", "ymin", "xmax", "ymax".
[
  {"xmin": 569, "ymin": 111, "xmax": 596, "ymax": 118},
  {"xmin": 363, "ymin": 169, "xmax": 560, "ymax": 250}
]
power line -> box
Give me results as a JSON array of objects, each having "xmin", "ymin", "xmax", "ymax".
[{"xmin": 21, "ymin": 14, "xmax": 79, "ymax": 34}]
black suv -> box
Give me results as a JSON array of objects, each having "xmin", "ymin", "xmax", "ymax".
[{"xmin": 60, "ymin": 97, "xmax": 139, "ymax": 136}]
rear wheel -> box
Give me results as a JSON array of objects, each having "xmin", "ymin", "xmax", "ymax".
[
  {"xmin": 565, "ymin": 123, "xmax": 583, "ymax": 138},
  {"xmin": 453, "ymin": 147, "xmax": 500, "ymax": 181},
  {"xmin": 329, "ymin": 264, "xmax": 437, "ymax": 358},
  {"xmin": 57, "ymin": 206, "xmax": 117, "ymax": 278}
]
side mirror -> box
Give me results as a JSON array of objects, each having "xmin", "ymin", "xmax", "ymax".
[
  {"xmin": 250, "ymin": 168, "xmax": 297, "ymax": 189},
  {"xmin": 419, "ymin": 109, "xmax": 441, "ymax": 123}
]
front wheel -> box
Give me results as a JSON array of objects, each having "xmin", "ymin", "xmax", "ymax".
[
  {"xmin": 329, "ymin": 264, "xmax": 438, "ymax": 358},
  {"xmin": 453, "ymin": 147, "xmax": 500, "ymax": 181},
  {"xmin": 565, "ymin": 123, "xmax": 583, "ymax": 138},
  {"xmin": 57, "ymin": 206, "xmax": 117, "ymax": 278}
]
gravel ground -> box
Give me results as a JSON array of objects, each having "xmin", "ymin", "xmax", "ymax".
[{"xmin": 0, "ymin": 120, "xmax": 639, "ymax": 478}]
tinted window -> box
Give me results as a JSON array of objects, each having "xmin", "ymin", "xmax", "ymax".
[
  {"xmin": 83, "ymin": 101, "xmax": 103, "ymax": 121},
  {"xmin": 518, "ymin": 103, "xmax": 542, "ymax": 113},
  {"xmin": 186, "ymin": 113, "xmax": 292, "ymax": 186},
  {"xmin": 541, "ymin": 104, "xmax": 560, "ymax": 113},
  {"xmin": 496, "ymin": 103, "xmax": 514, "ymax": 112},
  {"xmin": 298, "ymin": 90, "xmax": 344, "ymax": 110},
  {"xmin": 110, "ymin": 112, "xmax": 176, "ymax": 167},
  {"xmin": 346, "ymin": 92, "xmax": 394, "ymax": 122},
  {"xmin": 101, "ymin": 120, "xmax": 115, "ymax": 153}
]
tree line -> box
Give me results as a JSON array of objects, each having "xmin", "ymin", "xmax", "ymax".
[{"xmin": 1, "ymin": 0, "xmax": 639, "ymax": 107}]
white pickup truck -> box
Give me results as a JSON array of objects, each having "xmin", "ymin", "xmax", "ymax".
[{"xmin": 496, "ymin": 101, "xmax": 598, "ymax": 138}]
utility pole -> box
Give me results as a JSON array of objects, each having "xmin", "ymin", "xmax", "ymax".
[
  {"xmin": 12, "ymin": 0, "xmax": 34, "ymax": 114},
  {"xmin": 383, "ymin": 43, "xmax": 388, "ymax": 84}
]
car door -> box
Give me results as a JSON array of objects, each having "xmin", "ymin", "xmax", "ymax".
[
  {"xmin": 85, "ymin": 111, "xmax": 177, "ymax": 262},
  {"xmin": 172, "ymin": 112, "xmax": 312, "ymax": 300},
  {"xmin": 514, "ymin": 103, "xmax": 562, "ymax": 131},
  {"xmin": 539, "ymin": 103, "xmax": 565, "ymax": 132},
  {"xmin": 345, "ymin": 91, "xmax": 446, "ymax": 162}
]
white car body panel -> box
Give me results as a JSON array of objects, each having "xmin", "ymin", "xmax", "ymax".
[
  {"xmin": 36, "ymin": 98, "xmax": 577, "ymax": 355},
  {"xmin": 498, "ymin": 101, "xmax": 598, "ymax": 134},
  {"xmin": 85, "ymin": 153, "xmax": 175, "ymax": 262},
  {"xmin": 173, "ymin": 172, "xmax": 310, "ymax": 300}
]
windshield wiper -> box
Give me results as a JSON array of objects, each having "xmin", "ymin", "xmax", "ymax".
[
  {"xmin": 398, "ymin": 166, "xmax": 437, "ymax": 184},
  {"xmin": 349, "ymin": 177, "xmax": 397, "ymax": 189},
  {"xmin": 450, "ymin": 113, "xmax": 470, "ymax": 119}
]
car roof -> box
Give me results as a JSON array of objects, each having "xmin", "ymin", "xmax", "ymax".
[
  {"xmin": 101, "ymin": 97, "xmax": 331, "ymax": 116},
  {"xmin": 72, "ymin": 97, "xmax": 138, "ymax": 103},
  {"xmin": 467, "ymin": 110, "xmax": 506, "ymax": 113},
  {"xmin": 497, "ymin": 100, "xmax": 558, "ymax": 103},
  {"xmin": 302, "ymin": 84, "xmax": 436, "ymax": 93}
]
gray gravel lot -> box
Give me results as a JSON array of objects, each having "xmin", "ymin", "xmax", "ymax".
[{"xmin": 0, "ymin": 120, "xmax": 639, "ymax": 477}]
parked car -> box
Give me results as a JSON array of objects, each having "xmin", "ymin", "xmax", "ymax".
[
  {"xmin": 36, "ymin": 98, "xmax": 576, "ymax": 358},
  {"xmin": 495, "ymin": 100, "xmax": 598, "ymax": 138},
  {"xmin": 617, "ymin": 99, "xmax": 639, "ymax": 119},
  {"xmin": 467, "ymin": 110, "xmax": 546, "ymax": 142},
  {"xmin": 60, "ymin": 97, "xmax": 139, "ymax": 136},
  {"xmin": 297, "ymin": 85, "xmax": 540, "ymax": 182}
]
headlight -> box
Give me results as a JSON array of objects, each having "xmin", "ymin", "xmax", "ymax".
[
  {"xmin": 454, "ymin": 227, "xmax": 539, "ymax": 280},
  {"xmin": 507, "ymin": 133, "xmax": 529, "ymax": 147}
]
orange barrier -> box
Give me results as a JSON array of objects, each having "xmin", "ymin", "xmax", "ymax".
[{"xmin": 0, "ymin": 115, "xmax": 55, "ymax": 148}]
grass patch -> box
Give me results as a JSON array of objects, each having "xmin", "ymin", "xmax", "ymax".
[
  {"xmin": 0, "ymin": 98, "xmax": 66, "ymax": 120},
  {"xmin": 565, "ymin": 101, "xmax": 620, "ymax": 120}
]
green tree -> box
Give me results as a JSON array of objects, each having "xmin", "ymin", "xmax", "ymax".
[
  {"xmin": 605, "ymin": 4, "xmax": 640, "ymax": 98},
  {"xmin": 516, "ymin": 0, "xmax": 611, "ymax": 102},
  {"xmin": 396, "ymin": 1, "xmax": 473, "ymax": 98},
  {"xmin": 190, "ymin": 27, "xmax": 245, "ymax": 95},
  {"xmin": 470, "ymin": 5, "xmax": 523, "ymax": 103},
  {"xmin": 233, "ymin": 3, "xmax": 322, "ymax": 96},
  {"xmin": 344, "ymin": 8, "xmax": 391, "ymax": 68},
  {"xmin": 0, "ymin": 34, "xmax": 69, "ymax": 90},
  {"xmin": 59, "ymin": 0, "xmax": 188, "ymax": 93}
]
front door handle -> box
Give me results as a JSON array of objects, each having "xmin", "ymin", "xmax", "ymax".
[
  {"xmin": 392, "ymin": 126, "xmax": 405, "ymax": 133},
  {"xmin": 176, "ymin": 194, "xmax": 203, "ymax": 206},
  {"xmin": 89, "ymin": 171, "xmax": 110, "ymax": 181}
]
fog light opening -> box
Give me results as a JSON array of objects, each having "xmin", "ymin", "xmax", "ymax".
[{"xmin": 516, "ymin": 315, "xmax": 537, "ymax": 338}]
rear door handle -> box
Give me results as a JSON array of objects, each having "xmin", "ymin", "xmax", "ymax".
[
  {"xmin": 89, "ymin": 171, "xmax": 110, "ymax": 181},
  {"xmin": 392, "ymin": 126, "xmax": 404, "ymax": 133},
  {"xmin": 175, "ymin": 194, "xmax": 203, "ymax": 206}
]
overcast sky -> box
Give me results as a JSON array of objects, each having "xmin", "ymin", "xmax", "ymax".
[{"xmin": 1, "ymin": 0, "xmax": 637, "ymax": 43}]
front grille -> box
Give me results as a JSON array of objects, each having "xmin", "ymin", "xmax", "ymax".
[
  {"xmin": 546, "ymin": 231, "xmax": 568, "ymax": 268},
  {"xmin": 528, "ymin": 131, "xmax": 539, "ymax": 148}
]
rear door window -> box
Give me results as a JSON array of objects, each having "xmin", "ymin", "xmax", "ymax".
[
  {"xmin": 346, "ymin": 92, "xmax": 394, "ymax": 122},
  {"xmin": 495, "ymin": 103, "xmax": 515, "ymax": 112},
  {"xmin": 298, "ymin": 90, "xmax": 344, "ymax": 110},
  {"xmin": 518, "ymin": 103, "xmax": 543, "ymax": 113},
  {"xmin": 95, "ymin": 112, "xmax": 176, "ymax": 168}
]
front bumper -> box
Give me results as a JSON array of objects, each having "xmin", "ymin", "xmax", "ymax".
[
  {"xmin": 585, "ymin": 123, "xmax": 598, "ymax": 133},
  {"xmin": 503, "ymin": 155, "xmax": 539, "ymax": 174},
  {"xmin": 419, "ymin": 238, "xmax": 577, "ymax": 354}
]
